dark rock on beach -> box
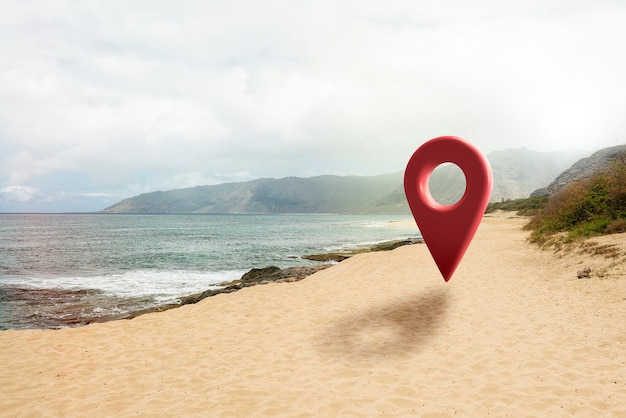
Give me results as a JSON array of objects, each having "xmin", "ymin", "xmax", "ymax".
[
  {"xmin": 369, "ymin": 238, "xmax": 423, "ymax": 251},
  {"xmin": 302, "ymin": 253, "xmax": 352, "ymax": 262},
  {"xmin": 238, "ymin": 264, "xmax": 334, "ymax": 286},
  {"xmin": 172, "ymin": 264, "xmax": 334, "ymax": 308},
  {"xmin": 241, "ymin": 266, "xmax": 283, "ymax": 283},
  {"xmin": 577, "ymin": 267, "xmax": 591, "ymax": 279},
  {"xmin": 302, "ymin": 238, "xmax": 423, "ymax": 262}
]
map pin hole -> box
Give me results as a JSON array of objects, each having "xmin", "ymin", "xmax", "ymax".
[{"xmin": 427, "ymin": 162, "xmax": 467, "ymax": 206}]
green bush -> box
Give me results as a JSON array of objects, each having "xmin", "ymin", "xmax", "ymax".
[
  {"xmin": 525, "ymin": 156, "xmax": 626, "ymax": 242},
  {"xmin": 485, "ymin": 197, "xmax": 549, "ymax": 216}
]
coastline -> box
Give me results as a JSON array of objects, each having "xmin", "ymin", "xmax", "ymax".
[
  {"xmin": 0, "ymin": 236, "xmax": 422, "ymax": 330},
  {"xmin": 109, "ymin": 237, "xmax": 424, "ymax": 323},
  {"xmin": 1, "ymin": 211, "xmax": 625, "ymax": 416},
  {"xmin": 0, "ymin": 213, "xmax": 420, "ymax": 330}
]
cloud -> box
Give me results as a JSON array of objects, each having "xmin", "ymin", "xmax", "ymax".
[
  {"xmin": 1, "ymin": 0, "xmax": 626, "ymax": 211},
  {"xmin": 0, "ymin": 185, "xmax": 42, "ymax": 202}
]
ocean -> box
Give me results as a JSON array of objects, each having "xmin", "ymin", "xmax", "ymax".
[{"xmin": 0, "ymin": 213, "xmax": 418, "ymax": 330}]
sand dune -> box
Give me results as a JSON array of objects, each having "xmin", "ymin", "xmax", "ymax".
[{"xmin": 1, "ymin": 211, "xmax": 625, "ymax": 416}]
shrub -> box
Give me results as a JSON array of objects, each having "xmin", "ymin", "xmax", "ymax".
[
  {"xmin": 485, "ymin": 197, "xmax": 549, "ymax": 215},
  {"xmin": 605, "ymin": 218, "xmax": 626, "ymax": 234},
  {"xmin": 525, "ymin": 156, "xmax": 626, "ymax": 242}
]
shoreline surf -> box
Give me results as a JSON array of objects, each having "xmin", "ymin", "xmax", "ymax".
[{"xmin": 0, "ymin": 213, "xmax": 418, "ymax": 330}]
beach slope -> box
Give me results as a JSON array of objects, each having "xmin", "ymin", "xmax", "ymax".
[{"xmin": 1, "ymin": 212, "xmax": 625, "ymax": 416}]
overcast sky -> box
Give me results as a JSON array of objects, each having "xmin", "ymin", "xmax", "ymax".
[{"xmin": 2, "ymin": 1, "xmax": 626, "ymax": 212}]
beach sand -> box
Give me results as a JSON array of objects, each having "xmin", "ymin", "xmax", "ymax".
[{"xmin": 1, "ymin": 211, "xmax": 626, "ymax": 417}]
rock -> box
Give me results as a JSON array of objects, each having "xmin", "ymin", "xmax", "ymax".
[
  {"xmin": 577, "ymin": 267, "xmax": 591, "ymax": 279},
  {"xmin": 370, "ymin": 238, "xmax": 423, "ymax": 252},
  {"xmin": 240, "ymin": 266, "xmax": 282, "ymax": 283},
  {"xmin": 177, "ymin": 264, "xmax": 334, "ymax": 307},
  {"xmin": 302, "ymin": 253, "xmax": 352, "ymax": 262},
  {"xmin": 278, "ymin": 265, "xmax": 333, "ymax": 281},
  {"xmin": 123, "ymin": 264, "xmax": 333, "ymax": 321},
  {"xmin": 302, "ymin": 238, "xmax": 422, "ymax": 262}
]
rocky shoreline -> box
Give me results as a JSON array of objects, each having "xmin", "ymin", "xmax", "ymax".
[
  {"xmin": 121, "ymin": 237, "xmax": 423, "ymax": 322},
  {"xmin": 4, "ymin": 238, "xmax": 422, "ymax": 329},
  {"xmin": 301, "ymin": 237, "xmax": 423, "ymax": 262}
]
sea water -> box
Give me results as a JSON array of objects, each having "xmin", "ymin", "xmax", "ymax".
[{"xmin": 0, "ymin": 213, "xmax": 418, "ymax": 329}]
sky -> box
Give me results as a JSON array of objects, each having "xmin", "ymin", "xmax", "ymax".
[{"xmin": 2, "ymin": 0, "xmax": 626, "ymax": 212}]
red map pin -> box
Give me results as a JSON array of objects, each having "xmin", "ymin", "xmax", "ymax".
[{"xmin": 404, "ymin": 136, "xmax": 493, "ymax": 282}]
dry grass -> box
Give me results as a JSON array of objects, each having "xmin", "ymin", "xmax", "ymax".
[{"xmin": 525, "ymin": 155, "xmax": 626, "ymax": 245}]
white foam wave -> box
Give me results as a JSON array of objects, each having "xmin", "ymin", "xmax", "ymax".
[
  {"xmin": 1, "ymin": 269, "xmax": 246, "ymax": 300},
  {"xmin": 359, "ymin": 221, "xmax": 392, "ymax": 228}
]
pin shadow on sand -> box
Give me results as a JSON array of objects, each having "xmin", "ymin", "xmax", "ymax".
[{"xmin": 316, "ymin": 288, "xmax": 449, "ymax": 361}]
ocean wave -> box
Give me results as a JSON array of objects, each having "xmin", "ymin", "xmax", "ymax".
[{"xmin": 0, "ymin": 269, "xmax": 246, "ymax": 300}]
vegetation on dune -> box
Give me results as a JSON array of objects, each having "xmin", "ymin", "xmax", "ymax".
[
  {"xmin": 524, "ymin": 156, "xmax": 626, "ymax": 245},
  {"xmin": 486, "ymin": 196, "xmax": 549, "ymax": 216}
]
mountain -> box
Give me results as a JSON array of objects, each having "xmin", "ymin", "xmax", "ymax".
[
  {"xmin": 102, "ymin": 147, "xmax": 586, "ymax": 214},
  {"xmin": 530, "ymin": 145, "xmax": 626, "ymax": 197},
  {"xmin": 103, "ymin": 173, "xmax": 407, "ymax": 214}
]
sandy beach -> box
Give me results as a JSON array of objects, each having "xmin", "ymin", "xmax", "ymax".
[{"xmin": 1, "ymin": 211, "xmax": 625, "ymax": 417}]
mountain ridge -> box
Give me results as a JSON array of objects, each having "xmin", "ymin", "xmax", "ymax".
[
  {"xmin": 102, "ymin": 147, "xmax": 588, "ymax": 214},
  {"xmin": 530, "ymin": 145, "xmax": 626, "ymax": 197},
  {"xmin": 103, "ymin": 173, "xmax": 407, "ymax": 214}
]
